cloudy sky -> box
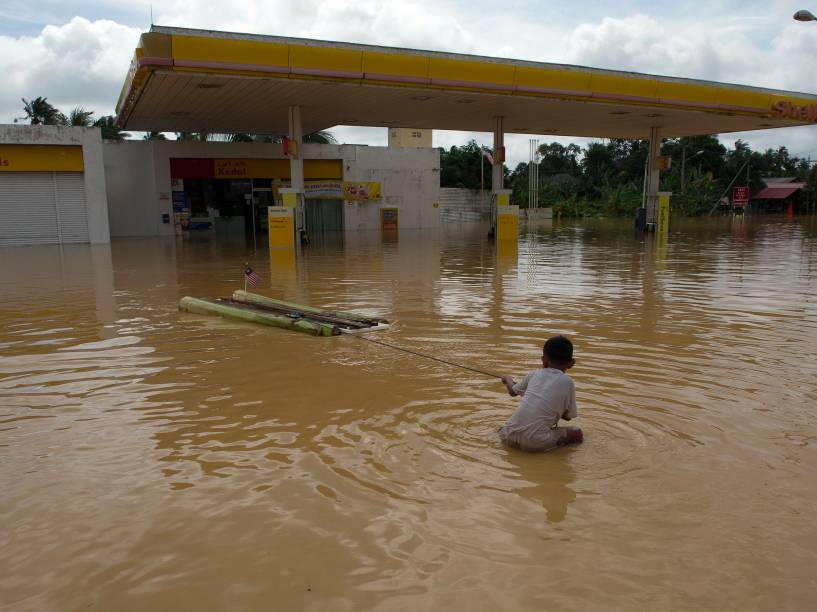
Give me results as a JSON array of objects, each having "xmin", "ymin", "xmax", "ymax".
[{"xmin": 3, "ymin": 0, "xmax": 817, "ymax": 167}]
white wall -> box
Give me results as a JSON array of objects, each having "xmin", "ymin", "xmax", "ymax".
[
  {"xmin": 104, "ymin": 141, "xmax": 159, "ymax": 237},
  {"xmin": 0, "ymin": 124, "xmax": 110, "ymax": 243},
  {"xmin": 341, "ymin": 145, "xmax": 440, "ymax": 231},
  {"xmin": 102, "ymin": 140, "xmax": 440, "ymax": 235}
]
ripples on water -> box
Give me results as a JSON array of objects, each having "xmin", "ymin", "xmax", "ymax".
[{"xmin": 1, "ymin": 217, "xmax": 816, "ymax": 611}]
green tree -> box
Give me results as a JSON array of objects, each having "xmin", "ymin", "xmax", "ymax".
[
  {"xmin": 440, "ymin": 140, "xmax": 494, "ymax": 189},
  {"xmin": 93, "ymin": 116, "xmax": 130, "ymax": 141},
  {"xmin": 537, "ymin": 142, "xmax": 581, "ymax": 177},
  {"xmin": 582, "ymin": 141, "xmax": 615, "ymax": 181},
  {"xmin": 143, "ymin": 131, "xmax": 167, "ymax": 140},
  {"xmin": 175, "ymin": 132, "xmax": 210, "ymax": 141},
  {"xmin": 20, "ymin": 97, "xmax": 65, "ymax": 125},
  {"xmin": 303, "ymin": 130, "xmax": 337, "ymax": 144},
  {"xmin": 67, "ymin": 107, "xmax": 95, "ymax": 127}
]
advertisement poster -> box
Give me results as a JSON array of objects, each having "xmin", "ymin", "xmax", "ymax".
[
  {"xmin": 343, "ymin": 182, "xmax": 381, "ymax": 201},
  {"xmin": 304, "ymin": 181, "xmax": 343, "ymax": 199}
]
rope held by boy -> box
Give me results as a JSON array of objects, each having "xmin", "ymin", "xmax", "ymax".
[{"xmin": 349, "ymin": 334, "xmax": 501, "ymax": 379}]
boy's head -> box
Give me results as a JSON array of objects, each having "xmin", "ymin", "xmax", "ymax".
[{"xmin": 542, "ymin": 335, "xmax": 575, "ymax": 371}]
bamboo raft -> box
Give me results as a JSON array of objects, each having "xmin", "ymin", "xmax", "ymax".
[{"xmin": 179, "ymin": 290, "xmax": 389, "ymax": 336}]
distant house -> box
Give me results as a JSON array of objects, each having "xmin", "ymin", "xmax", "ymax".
[{"xmin": 750, "ymin": 177, "xmax": 805, "ymax": 213}]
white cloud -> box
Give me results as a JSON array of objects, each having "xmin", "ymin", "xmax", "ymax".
[
  {"xmin": 0, "ymin": 16, "xmax": 141, "ymax": 122},
  {"xmin": 152, "ymin": 0, "xmax": 478, "ymax": 53},
  {"xmin": 3, "ymin": 4, "xmax": 817, "ymax": 164}
]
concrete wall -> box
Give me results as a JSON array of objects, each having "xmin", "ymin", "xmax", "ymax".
[
  {"xmin": 438, "ymin": 187, "xmax": 491, "ymax": 222},
  {"xmin": 103, "ymin": 140, "xmax": 440, "ymax": 235},
  {"xmin": 0, "ymin": 125, "xmax": 110, "ymax": 243},
  {"xmin": 388, "ymin": 128, "xmax": 433, "ymax": 148},
  {"xmin": 103, "ymin": 141, "xmax": 159, "ymax": 237},
  {"xmin": 341, "ymin": 145, "xmax": 440, "ymax": 230}
]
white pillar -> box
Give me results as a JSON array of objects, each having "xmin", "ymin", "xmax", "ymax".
[
  {"xmin": 288, "ymin": 106, "xmax": 305, "ymax": 233},
  {"xmin": 492, "ymin": 116, "xmax": 504, "ymax": 193},
  {"xmin": 645, "ymin": 126, "xmax": 661, "ymax": 226},
  {"xmin": 288, "ymin": 106, "xmax": 304, "ymax": 192}
]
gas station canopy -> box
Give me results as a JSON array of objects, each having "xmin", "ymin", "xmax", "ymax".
[{"xmin": 116, "ymin": 26, "xmax": 817, "ymax": 139}]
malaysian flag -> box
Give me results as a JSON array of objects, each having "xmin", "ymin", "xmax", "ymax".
[
  {"xmin": 481, "ymin": 146, "xmax": 494, "ymax": 164},
  {"xmin": 244, "ymin": 263, "xmax": 260, "ymax": 287}
]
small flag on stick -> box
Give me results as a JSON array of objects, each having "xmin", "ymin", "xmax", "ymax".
[{"xmin": 244, "ymin": 263, "xmax": 260, "ymax": 291}]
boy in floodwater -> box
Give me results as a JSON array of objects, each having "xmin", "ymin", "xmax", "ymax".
[{"xmin": 498, "ymin": 335, "xmax": 583, "ymax": 452}]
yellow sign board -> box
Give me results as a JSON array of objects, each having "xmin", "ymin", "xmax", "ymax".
[
  {"xmin": 656, "ymin": 192, "xmax": 671, "ymax": 235},
  {"xmin": 268, "ymin": 206, "xmax": 295, "ymax": 248},
  {"xmin": 343, "ymin": 181, "xmax": 381, "ymax": 201},
  {"xmin": 0, "ymin": 145, "xmax": 84, "ymax": 172}
]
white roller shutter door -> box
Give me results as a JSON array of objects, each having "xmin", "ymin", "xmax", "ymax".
[
  {"xmin": 55, "ymin": 172, "xmax": 89, "ymax": 243},
  {"xmin": 0, "ymin": 172, "xmax": 59, "ymax": 246},
  {"xmin": 0, "ymin": 171, "xmax": 88, "ymax": 246}
]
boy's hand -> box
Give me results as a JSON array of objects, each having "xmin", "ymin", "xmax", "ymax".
[{"xmin": 501, "ymin": 375, "xmax": 517, "ymax": 397}]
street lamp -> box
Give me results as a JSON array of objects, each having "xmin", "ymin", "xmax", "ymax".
[
  {"xmin": 681, "ymin": 148, "xmax": 705, "ymax": 193},
  {"xmin": 794, "ymin": 9, "xmax": 817, "ymax": 21}
]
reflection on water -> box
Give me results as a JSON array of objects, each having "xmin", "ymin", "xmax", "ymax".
[{"xmin": 1, "ymin": 216, "xmax": 817, "ymax": 611}]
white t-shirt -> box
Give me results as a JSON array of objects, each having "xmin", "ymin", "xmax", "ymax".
[{"xmin": 500, "ymin": 368, "xmax": 577, "ymax": 441}]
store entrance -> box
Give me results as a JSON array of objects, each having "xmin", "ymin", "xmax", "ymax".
[
  {"xmin": 179, "ymin": 178, "xmax": 258, "ymax": 238},
  {"xmin": 169, "ymin": 158, "xmax": 344, "ymax": 243},
  {"xmin": 305, "ymin": 199, "xmax": 344, "ymax": 233}
]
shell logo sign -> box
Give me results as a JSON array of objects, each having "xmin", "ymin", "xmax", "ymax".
[{"xmin": 773, "ymin": 100, "xmax": 817, "ymax": 122}]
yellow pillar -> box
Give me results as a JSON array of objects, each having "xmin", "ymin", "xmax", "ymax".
[
  {"xmin": 495, "ymin": 190, "xmax": 518, "ymax": 241},
  {"xmin": 279, "ymin": 188, "xmax": 298, "ymax": 208}
]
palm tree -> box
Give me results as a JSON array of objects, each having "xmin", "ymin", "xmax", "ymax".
[
  {"xmin": 19, "ymin": 97, "xmax": 65, "ymax": 125},
  {"xmin": 221, "ymin": 131, "xmax": 334, "ymax": 144},
  {"xmin": 303, "ymin": 130, "xmax": 337, "ymax": 144},
  {"xmin": 143, "ymin": 131, "xmax": 167, "ymax": 140},
  {"xmin": 68, "ymin": 107, "xmax": 95, "ymax": 127},
  {"xmin": 94, "ymin": 116, "xmax": 130, "ymax": 141},
  {"xmin": 175, "ymin": 132, "xmax": 210, "ymax": 141}
]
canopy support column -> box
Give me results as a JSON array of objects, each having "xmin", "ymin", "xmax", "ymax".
[
  {"xmin": 644, "ymin": 126, "xmax": 661, "ymax": 229},
  {"xmin": 492, "ymin": 116, "xmax": 504, "ymax": 193},
  {"xmin": 288, "ymin": 105, "xmax": 305, "ymax": 238},
  {"xmin": 490, "ymin": 116, "xmax": 516, "ymax": 241}
]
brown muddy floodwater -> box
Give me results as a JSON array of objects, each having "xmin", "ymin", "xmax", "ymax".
[{"xmin": 1, "ymin": 216, "xmax": 817, "ymax": 611}]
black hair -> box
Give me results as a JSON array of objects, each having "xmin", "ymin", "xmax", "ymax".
[{"xmin": 544, "ymin": 335, "xmax": 573, "ymax": 365}]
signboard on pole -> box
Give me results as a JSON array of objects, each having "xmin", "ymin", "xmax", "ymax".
[{"xmin": 732, "ymin": 186, "xmax": 749, "ymax": 208}]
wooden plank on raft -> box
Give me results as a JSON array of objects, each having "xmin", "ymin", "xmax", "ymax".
[
  {"xmin": 179, "ymin": 296, "xmax": 340, "ymax": 336},
  {"xmin": 232, "ymin": 291, "xmax": 388, "ymax": 327}
]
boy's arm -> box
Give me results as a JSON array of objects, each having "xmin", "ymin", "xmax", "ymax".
[
  {"xmin": 501, "ymin": 375, "xmax": 517, "ymax": 397},
  {"xmin": 502, "ymin": 372, "xmax": 531, "ymax": 397},
  {"xmin": 562, "ymin": 380, "xmax": 578, "ymax": 421}
]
